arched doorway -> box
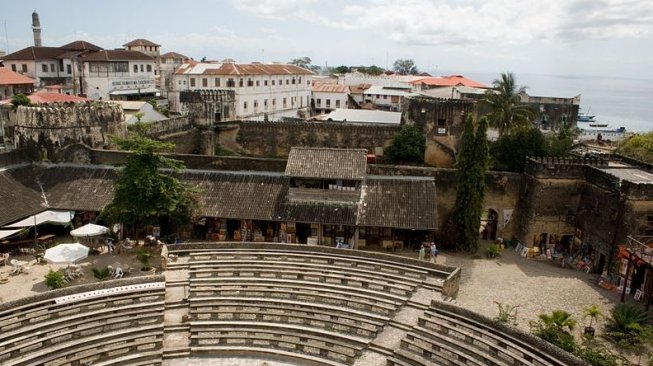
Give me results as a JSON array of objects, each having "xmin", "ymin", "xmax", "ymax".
[{"xmin": 480, "ymin": 209, "xmax": 498, "ymax": 240}]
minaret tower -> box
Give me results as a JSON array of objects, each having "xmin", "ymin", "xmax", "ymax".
[{"xmin": 31, "ymin": 11, "xmax": 42, "ymax": 47}]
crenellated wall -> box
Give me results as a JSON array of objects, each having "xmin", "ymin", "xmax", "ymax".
[{"xmin": 10, "ymin": 102, "xmax": 127, "ymax": 157}]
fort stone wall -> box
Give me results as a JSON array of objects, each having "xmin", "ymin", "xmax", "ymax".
[{"xmin": 9, "ymin": 102, "xmax": 126, "ymax": 158}]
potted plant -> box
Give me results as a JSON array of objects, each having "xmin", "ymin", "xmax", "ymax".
[
  {"xmin": 583, "ymin": 304, "xmax": 603, "ymax": 338},
  {"xmin": 486, "ymin": 244, "xmax": 501, "ymax": 258},
  {"xmin": 136, "ymin": 247, "xmax": 155, "ymax": 274}
]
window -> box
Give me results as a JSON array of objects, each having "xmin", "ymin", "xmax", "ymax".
[
  {"xmin": 67, "ymin": 65, "xmax": 72, "ymax": 74},
  {"xmin": 133, "ymin": 64, "xmax": 138, "ymax": 72},
  {"xmin": 21, "ymin": 64, "xmax": 27, "ymax": 72},
  {"xmin": 140, "ymin": 64, "xmax": 144, "ymax": 72},
  {"xmin": 336, "ymin": 100, "xmax": 340, "ymax": 108},
  {"xmin": 292, "ymin": 78, "xmax": 295, "ymax": 84},
  {"xmin": 279, "ymin": 79, "xmax": 282, "ymax": 85},
  {"xmin": 109, "ymin": 62, "xmax": 128, "ymax": 72},
  {"xmin": 190, "ymin": 78, "xmax": 196, "ymax": 87},
  {"xmin": 215, "ymin": 78, "xmax": 220, "ymax": 87},
  {"xmin": 283, "ymin": 98, "xmax": 287, "ymax": 107},
  {"xmin": 227, "ymin": 78, "xmax": 235, "ymax": 87},
  {"xmin": 243, "ymin": 101, "xmax": 248, "ymax": 110},
  {"xmin": 264, "ymin": 80, "xmax": 268, "ymax": 86},
  {"xmin": 59, "ymin": 63, "xmax": 63, "ymax": 72},
  {"xmin": 264, "ymin": 99, "xmax": 268, "ymax": 108},
  {"xmin": 316, "ymin": 98, "xmax": 321, "ymax": 106},
  {"xmin": 256, "ymin": 80, "xmax": 260, "ymax": 87},
  {"xmin": 383, "ymin": 95, "xmax": 387, "ymax": 99},
  {"xmin": 254, "ymin": 100, "xmax": 258, "ymax": 108},
  {"xmin": 376, "ymin": 94, "xmax": 380, "ymax": 98},
  {"xmin": 298, "ymin": 77, "xmax": 302, "ymax": 83},
  {"xmin": 247, "ymin": 79, "xmax": 253, "ymax": 87},
  {"xmin": 272, "ymin": 80, "xmax": 275, "ymax": 86},
  {"xmin": 286, "ymin": 79, "xmax": 289, "ymax": 85},
  {"xmin": 146, "ymin": 64, "xmax": 152, "ymax": 72},
  {"xmin": 11, "ymin": 64, "xmax": 16, "ymax": 72},
  {"xmin": 42, "ymin": 64, "xmax": 48, "ymax": 72},
  {"xmin": 50, "ymin": 64, "xmax": 55, "ymax": 72},
  {"xmin": 239, "ymin": 78, "xmax": 243, "ymax": 87},
  {"xmin": 272, "ymin": 99, "xmax": 276, "ymax": 106},
  {"xmin": 326, "ymin": 99, "xmax": 331, "ymax": 108}
]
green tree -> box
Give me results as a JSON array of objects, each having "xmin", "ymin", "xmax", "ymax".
[
  {"xmin": 10, "ymin": 93, "xmax": 32, "ymax": 110},
  {"xmin": 289, "ymin": 56, "xmax": 321, "ymax": 73},
  {"xmin": 451, "ymin": 114, "xmax": 489, "ymax": 252},
  {"xmin": 548, "ymin": 124, "xmax": 579, "ymax": 157},
  {"xmin": 616, "ymin": 132, "xmax": 653, "ymax": 163},
  {"xmin": 393, "ymin": 59, "xmax": 419, "ymax": 75},
  {"xmin": 490, "ymin": 127, "xmax": 548, "ymax": 172},
  {"xmin": 99, "ymin": 131, "xmax": 195, "ymax": 240},
  {"xmin": 334, "ymin": 65, "xmax": 350, "ymax": 74},
  {"xmin": 484, "ymin": 72, "xmax": 534, "ymax": 136},
  {"xmin": 383, "ymin": 125, "xmax": 426, "ymax": 164},
  {"xmin": 358, "ymin": 65, "xmax": 385, "ymax": 76}
]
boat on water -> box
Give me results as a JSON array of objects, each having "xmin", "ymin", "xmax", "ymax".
[
  {"xmin": 589, "ymin": 122, "xmax": 608, "ymax": 127},
  {"xmin": 579, "ymin": 126, "xmax": 627, "ymax": 142},
  {"xmin": 578, "ymin": 108, "xmax": 595, "ymax": 123}
]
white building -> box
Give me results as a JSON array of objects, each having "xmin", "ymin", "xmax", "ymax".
[
  {"xmin": 171, "ymin": 61, "xmax": 313, "ymax": 120},
  {"xmin": 363, "ymin": 85, "xmax": 417, "ymax": 111},
  {"xmin": 80, "ymin": 50, "xmax": 157, "ymax": 101},
  {"xmin": 1, "ymin": 41, "xmax": 102, "ymax": 95},
  {"xmin": 312, "ymin": 84, "xmax": 350, "ymax": 114},
  {"xmin": 158, "ymin": 52, "xmax": 190, "ymax": 93},
  {"xmin": 110, "ymin": 100, "xmax": 167, "ymax": 124}
]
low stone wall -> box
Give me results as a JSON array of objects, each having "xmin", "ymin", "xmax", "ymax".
[
  {"xmin": 0, "ymin": 147, "xmax": 37, "ymax": 167},
  {"xmin": 432, "ymin": 300, "xmax": 589, "ymax": 366},
  {"xmin": 141, "ymin": 116, "xmax": 192, "ymax": 138},
  {"xmin": 169, "ymin": 242, "xmax": 460, "ymax": 297}
]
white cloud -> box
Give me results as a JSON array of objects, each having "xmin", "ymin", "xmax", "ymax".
[{"xmin": 235, "ymin": 0, "xmax": 653, "ymax": 46}]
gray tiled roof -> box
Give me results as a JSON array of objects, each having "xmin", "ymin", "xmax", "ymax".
[
  {"xmin": 1, "ymin": 165, "xmax": 437, "ymax": 230},
  {"xmin": 359, "ymin": 177, "xmax": 437, "ymax": 230},
  {"xmin": 180, "ymin": 171, "xmax": 286, "ymax": 220},
  {"xmin": 0, "ymin": 167, "xmax": 46, "ymax": 226},
  {"xmin": 285, "ymin": 148, "xmax": 367, "ymax": 180}
]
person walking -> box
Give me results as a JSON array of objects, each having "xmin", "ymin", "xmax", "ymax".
[
  {"xmin": 430, "ymin": 242, "xmax": 438, "ymax": 263},
  {"xmin": 418, "ymin": 245, "xmax": 426, "ymax": 261},
  {"xmin": 106, "ymin": 237, "xmax": 115, "ymax": 254}
]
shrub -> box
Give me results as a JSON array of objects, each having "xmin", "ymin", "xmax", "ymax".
[
  {"xmin": 136, "ymin": 247, "xmax": 152, "ymax": 270},
  {"xmin": 494, "ymin": 301, "xmax": 519, "ymax": 326},
  {"xmin": 530, "ymin": 310, "xmax": 577, "ymax": 352},
  {"xmin": 44, "ymin": 269, "xmax": 66, "ymax": 289},
  {"xmin": 92, "ymin": 267, "xmax": 112, "ymax": 281},
  {"xmin": 606, "ymin": 303, "xmax": 652, "ymax": 343},
  {"xmin": 574, "ymin": 341, "xmax": 627, "ymax": 366}
]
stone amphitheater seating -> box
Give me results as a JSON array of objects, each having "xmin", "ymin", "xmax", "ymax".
[
  {"xmin": 387, "ymin": 301, "xmax": 581, "ymax": 366},
  {"xmin": 0, "ymin": 277, "xmax": 165, "ymax": 366},
  {"xmin": 180, "ymin": 245, "xmax": 452, "ymax": 365}
]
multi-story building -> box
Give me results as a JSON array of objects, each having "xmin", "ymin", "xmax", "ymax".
[
  {"xmin": 80, "ymin": 49, "xmax": 156, "ymax": 101},
  {"xmin": 171, "ymin": 61, "xmax": 313, "ymax": 120},
  {"xmin": 363, "ymin": 85, "xmax": 417, "ymax": 112},
  {"xmin": 0, "ymin": 67, "xmax": 36, "ymax": 100},
  {"xmin": 311, "ymin": 84, "xmax": 350, "ymax": 114},
  {"xmin": 1, "ymin": 41, "xmax": 102, "ymax": 95},
  {"xmin": 158, "ymin": 52, "xmax": 190, "ymax": 93}
]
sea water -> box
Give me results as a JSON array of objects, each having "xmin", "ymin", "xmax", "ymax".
[{"xmin": 451, "ymin": 72, "xmax": 653, "ymax": 132}]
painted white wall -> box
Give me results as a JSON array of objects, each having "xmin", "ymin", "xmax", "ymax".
[
  {"xmin": 172, "ymin": 72, "xmax": 312, "ymax": 120},
  {"xmin": 83, "ymin": 60, "xmax": 156, "ymax": 100},
  {"xmin": 312, "ymin": 91, "xmax": 349, "ymax": 112}
]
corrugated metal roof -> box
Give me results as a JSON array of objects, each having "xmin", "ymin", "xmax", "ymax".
[
  {"xmin": 321, "ymin": 109, "xmax": 401, "ymax": 125},
  {"xmin": 285, "ymin": 148, "xmax": 367, "ymax": 180},
  {"xmin": 312, "ymin": 84, "xmax": 350, "ymax": 93}
]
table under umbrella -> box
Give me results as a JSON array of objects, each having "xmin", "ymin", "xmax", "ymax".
[{"xmin": 43, "ymin": 243, "xmax": 90, "ymax": 264}]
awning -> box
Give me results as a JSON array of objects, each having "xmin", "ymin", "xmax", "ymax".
[
  {"xmin": 109, "ymin": 87, "xmax": 159, "ymax": 96},
  {"xmin": 0, "ymin": 229, "xmax": 21, "ymax": 240},
  {"xmin": 4, "ymin": 210, "xmax": 74, "ymax": 228}
]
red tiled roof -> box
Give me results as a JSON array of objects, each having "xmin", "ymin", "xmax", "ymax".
[
  {"xmin": 80, "ymin": 50, "xmax": 154, "ymax": 61},
  {"xmin": 410, "ymin": 75, "xmax": 488, "ymax": 88},
  {"xmin": 0, "ymin": 67, "xmax": 36, "ymax": 85},
  {"xmin": 176, "ymin": 62, "xmax": 314, "ymax": 76},
  {"xmin": 60, "ymin": 40, "xmax": 102, "ymax": 51},
  {"xmin": 123, "ymin": 39, "xmax": 160, "ymax": 47},
  {"xmin": 350, "ymin": 83, "xmax": 371, "ymax": 94},
  {"xmin": 312, "ymin": 84, "xmax": 350, "ymax": 93},
  {"xmin": 27, "ymin": 91, "xmax": 89, "ymax": 104},
  {"xmin": 160, "ymin": 51, "xmax": 188, "ymax": 59},
  {"xmin": 2, "ymin": 46, "xmax": 64, "ymax": 61}
]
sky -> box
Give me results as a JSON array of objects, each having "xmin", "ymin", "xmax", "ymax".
[{"xmin": 1, "ymin": 0, "xmax": 652, "ymax": 79}]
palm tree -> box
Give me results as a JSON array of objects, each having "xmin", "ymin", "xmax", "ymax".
[
  {"xmin": 539, "ymin": 310, "xmax": 577, "ymax": 334},
  {"xmin": 484, "ymin": 72, "xmax": 534, "ymax": 136}
]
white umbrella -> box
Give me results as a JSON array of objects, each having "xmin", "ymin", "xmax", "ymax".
[
  {"xmin": 43, "ymin": 243, "xmax": 90, "ymax": 264},
  {"xmin": 70, "ymin": 223, "xmax": 109, "ymax": 237}
]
